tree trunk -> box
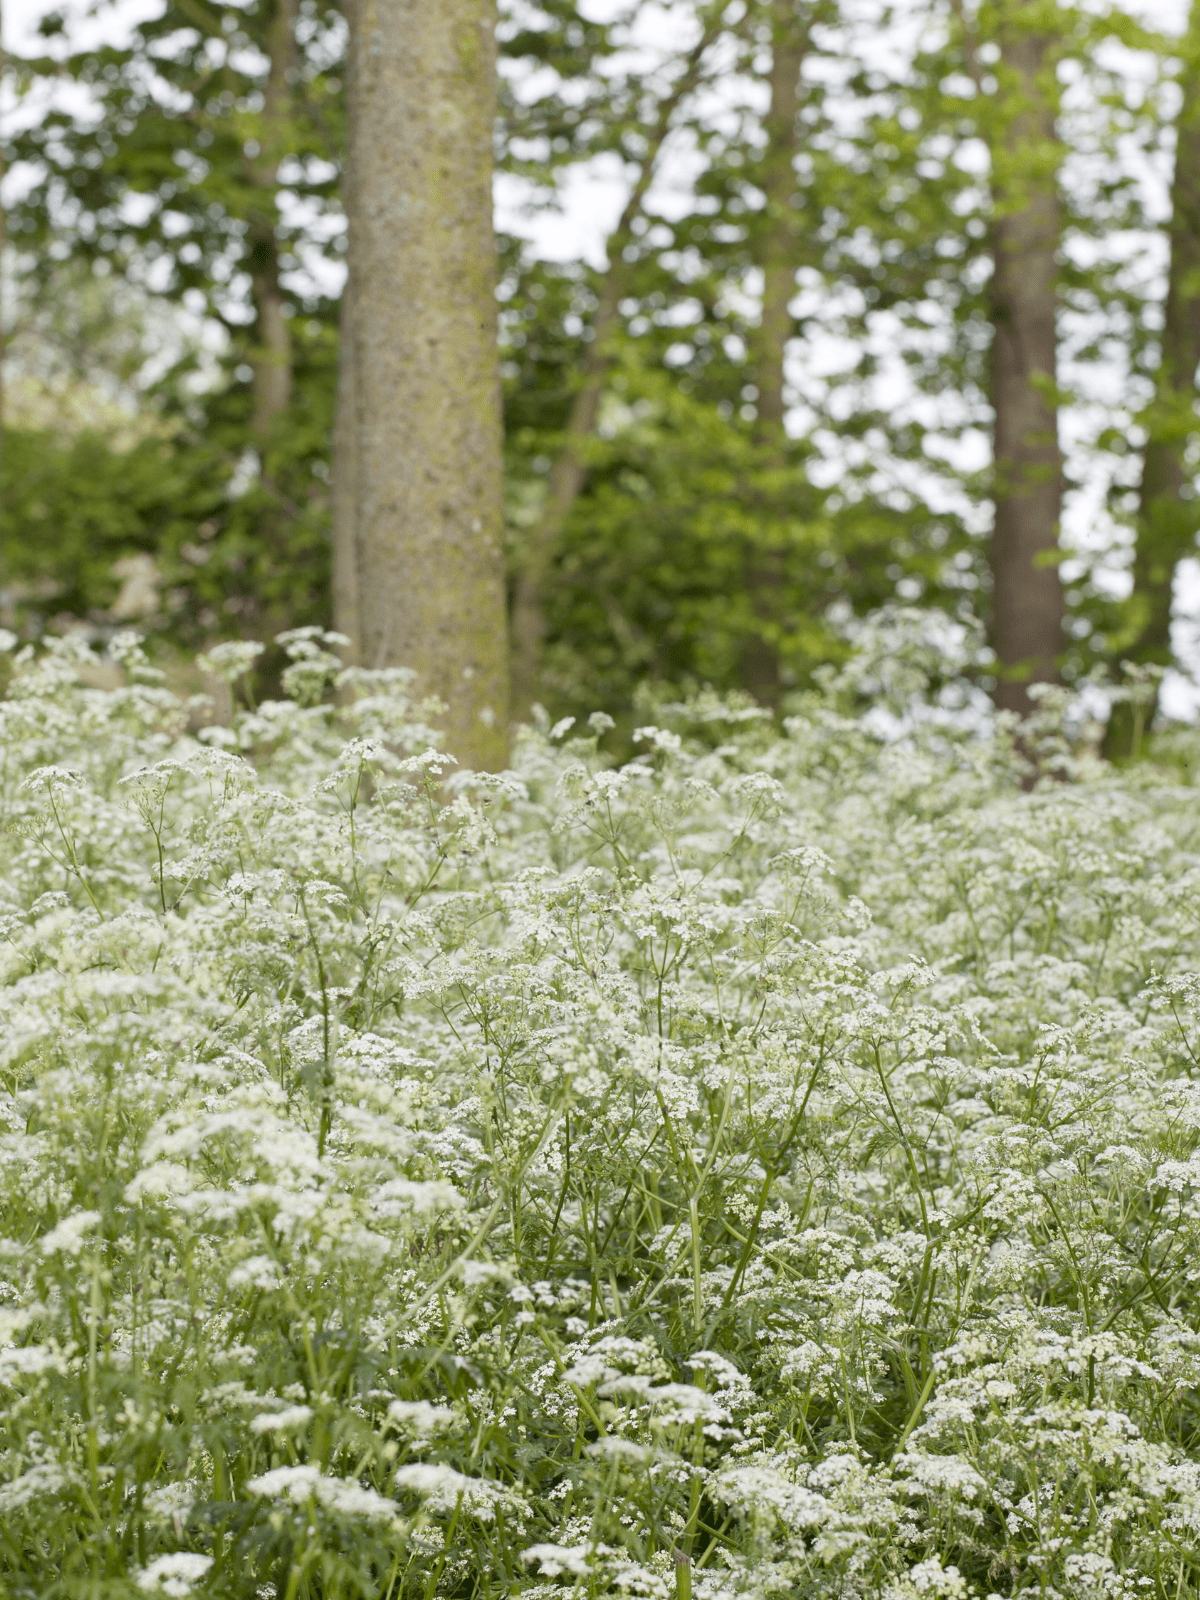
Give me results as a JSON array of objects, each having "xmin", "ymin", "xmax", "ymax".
[
  {"xmin": 331, "ymin": 215, "xmax": 359, "ymax": 663},
  {"xmin": 752, "ymin": 1, "xmax": 805, "ymax": 433},
  {"xmin": 508, "ymin": 10, "xmax": 727, "ymax": 717},
  {"xmin": 332, "ymin": 0, "xmax": 360, "ymax": 661},
  {"xmin": 1104, "ymin": 6, "xmax": 1200, "ymax": 760},
  {"xmin": 507, "ymin": 271, "xmax": 616, "ymax": 718},
  {"xmin": 1, "ymin": 0, "xmax": 6, "ymax": 503},
  {"xmin": 337, "ymin": 0, "xmax": 509, "ymax": 770},
  {"xmin": 741, "ymin": 0, "xmax": 807, "ymax": 703},
  {"xmin": 987, "ymin": 10, "xmax": 1064, "ymax": 719},
  {"xmin": 248, "ymin": 0, "xmax": 296, "ymax": 444}
]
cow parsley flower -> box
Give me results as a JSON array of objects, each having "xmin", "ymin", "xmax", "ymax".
[
  {"xmin": 136, "ymin": 1554, "xmax": 214, "ymax": 1596},
  {"xmin": 247, "ymin": 1465, "xmax": 398, "ymax": 1523}
]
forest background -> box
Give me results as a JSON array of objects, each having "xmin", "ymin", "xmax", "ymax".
[{"xmin": 1, "ymin": 0, "xmax": 1197, "ymax": 749}]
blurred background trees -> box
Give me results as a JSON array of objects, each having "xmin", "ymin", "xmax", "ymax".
[{"xmin": 1, "ymin": 0, "xmax": 1197, "ymax": 744}]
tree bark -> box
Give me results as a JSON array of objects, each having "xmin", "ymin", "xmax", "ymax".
[
  {"xmin": 331, "ymin": 0, "xmax": 359, "ymax": 662},
  {"xmin": 1, "ymin": 0, "xmax": 6, "ymax": 502},
  {"xmin": 508, "ymin": 10, "xmax": 727, "ymax": 717},
  {"xmin": 987, "ymin": 10, "xmax": 1064, "ymax": 719},
  {"xmin": 507, "ymin": 271, "xmax": 617, "ymax": 719},
  {"xmin": 751, "ymin": 1, "xmax": 805, "ymax": 434},
  {"xmin": 331, "ymin": 248, "xmax": 359, "ymax": 661},
  {"xmin": 740, "ymin": 0, "xmax": 807, "ymax": 702},
  {"xmin": 1104, "ymin": 7, "xmax": 1200, "ymax": 759},
  {"xmin": 337, "ymin": 0, "xmax": 509, "ymax": 770},
  {"xmin": 248, "ymin": 0, "xmax": 296, "ymax": 444}
]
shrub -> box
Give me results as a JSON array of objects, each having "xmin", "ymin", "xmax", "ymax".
[{"xmin": 1, "ymin": 628, "xmax": 1200, "ymax": 1599}]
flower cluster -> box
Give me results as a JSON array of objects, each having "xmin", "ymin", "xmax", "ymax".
[{"xmin": 0, "ymin": 627, "xmax": 1199, "ymax": 1598}]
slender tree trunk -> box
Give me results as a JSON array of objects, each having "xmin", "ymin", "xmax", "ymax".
[
  {"xmin": 987, "ymin": 9, "xmax": 1064, "ymax": 719},
  {"xmin": 248, "ymin": 0, "xmax": 296, "ymax": 444},
  {"xmin": 508, "ymin": 11, "xmax": 727, "ymax": 717},
  {"xmin": 741, "ymin": 0, "xmax": 807, "ymax": 703},
  {"xmin": 752, "ymin": 1, "xmax": 805, "ymax": 433},
  {"xmin": 337, "ymin": 0, "xmax": 509, "ymax": 770},
  {"xmin": 1104, "ymin": 8, "xmax": 1200, "ymax": 759},
  {"xmin": 508, "ymin": 270, "xmax": 617, "ymax": 717},
  {"xmin": 332, "ymin": 0, "xmax": 359, "ymax": 660},
  {"xmin": 331, "ymin": 209, "xmax": 359, "ymax": 661},
  {"xmin": 1, "ymin": 0, "xmax": 6, "ymax": 502}
]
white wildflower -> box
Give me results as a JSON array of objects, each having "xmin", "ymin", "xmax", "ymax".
[
  {"xmin": 0, "ymin": 1462, "xmax": 68, "ymax": 1512},
  {"xmin": 387, "ymin": 1400, "xmax": 455, "ymax": 1435},
  {"xmin": 586, "ymin": 1437, "xmax": 651, "ymax": 1465},
  {"xmin": 226, "ymin": 1256, "xmax": 283, "ymax": 1291},
  {"xmin": 714, "ymin": 1465, "xmax": 831, "ymax": 1529},
  {"xmin": 521, "ymin": 1542, "xmax": 593, "ymax": 1576},
  {"xmin": 40, "ymin": 1211, "xmax": 101, "ymax": 1256},
  {"xmin": 136, "ymin": 1554, "xmax": 214, "ymax": 1596},
  {"xmin": 897, "ymin": 1451, "xmax": 988, "ymax": 1501},
  {"xmin": 248, "ymin": 1405, "xmax": 312, "ymax": 1434},
  {"xmin": 144, "ymin": 1482, "xmax": 198, "ymax": 1521},
  {"xmin": 247, "ymin": 1465, "xmax": 399, "ymax": 1523},
  {"xmin": 393, "ymin": 1463, "xmax": 513, "ymax": 1521}
]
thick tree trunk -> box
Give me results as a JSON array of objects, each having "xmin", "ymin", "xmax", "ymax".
[
  {"xmin": 337, "ymin": 0, "xmax": 509, "ymax": 770},
  {"xmin": 248, "ymin": 0, "xmax": 296, "ymax": 444},
  {"xmin": 1105, "ymin": 8, "xmax": 1200, "ymax": 759},
  {"xmin": 741, "ymin": 0, "xmax": 806, "ymax": 703},
  {"xmin": 508, "ymin": 12, "xmax": 726, "ymax": 717},
  {"xmin": 987, "ymin": 15, "xmax": 1064, "ymax": 719}
]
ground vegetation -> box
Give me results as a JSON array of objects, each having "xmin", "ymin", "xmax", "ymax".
[{"xmin": 1, "ymin": 624, "xmax": 1200, "ymax": 1595}]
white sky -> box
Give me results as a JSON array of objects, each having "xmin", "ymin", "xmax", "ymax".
[{"xmin": 6, "ymin": 0, "xmax": 1200, "ymax": 715}]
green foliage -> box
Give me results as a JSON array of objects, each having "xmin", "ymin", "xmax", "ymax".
[
  {"xmin": 0, "ymin": 339, "xmax": 334, "ymax": 645},
  {"xmin": 513, "ymin": 360, "xmax": 972, "ymax": 709},
  {"xmin": 6, "ymin": 0, "xmax": 341, "ymax": 649},
  {"xmin": 10, "ymin": 0, "xmax": 345, "ymax": 311},
  {"xmin": 2, "ymin": 627, "xmax": 1200, "ymax": 1594},
  {"xmin": 0, "ymin": 425, "xmax": 224, "ymax": 628}
]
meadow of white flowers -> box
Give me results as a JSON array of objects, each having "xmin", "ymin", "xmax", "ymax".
[{"xmin": 2, "ymin": 624, "xmax": 1200, "ymax": 1600}]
